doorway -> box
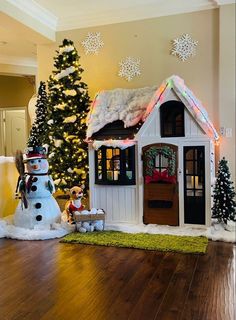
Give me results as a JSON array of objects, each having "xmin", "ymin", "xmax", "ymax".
[
  {"xmin": 143, "ymin": 143, "xmax": 179, "ymax": 226},
  {"xmin": 0, "ymin": 108, "xmax": 27, "ymax": 156},
  {"xmin": 184, "ymin": 146, "xmax": 205, "ymax": 224}
]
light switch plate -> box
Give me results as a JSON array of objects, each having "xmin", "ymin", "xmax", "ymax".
[{"xmin": 226, "ymin": 128, "xmax": 232, "ymax": 138}]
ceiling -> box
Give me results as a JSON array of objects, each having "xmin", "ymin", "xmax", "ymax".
[{"xmin": 0, "ymin": 0, "xmax": 233, "ymax": 70}]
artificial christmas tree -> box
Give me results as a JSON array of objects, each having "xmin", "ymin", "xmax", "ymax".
[
  {"xmin": 27, "ymin": 81, "xmax": 48, "ymax": 148},
  {"xmin": 212, "ymin": 157, "xmax": 236, "ymax": 226},
  {"xmin": 47, "ymin": 39, "xmax": 90, "ymax": 193}
]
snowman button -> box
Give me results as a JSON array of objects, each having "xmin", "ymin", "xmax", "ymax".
[
  {"xmin": 32, "ymin": 177, "xmax": 38, "ymax": 182},
  {"xmin": 31, "ymin": 185, "xmax": 37, "ymax": 192},
  {"xmin": 36, "ymin": 215, "xmax": 42, "ymax": 221},
  {"xmin": 35, "ymin": 202, "xmax": 42, "ymax": 209}
]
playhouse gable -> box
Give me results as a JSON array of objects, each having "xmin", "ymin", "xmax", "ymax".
[
  {"xmin": 86, "ymin": 75, "xmax": 219, "ymax": 142},
  {"xmin": 141, "ymin": 75, "xmax": 219, "ymax": 141}
]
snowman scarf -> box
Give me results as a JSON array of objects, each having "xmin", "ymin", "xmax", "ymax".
[{"xmin": 25, "ymin": 172, "xmax": 50, "ymax": 194}]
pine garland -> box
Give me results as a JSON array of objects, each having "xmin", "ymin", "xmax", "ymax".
[
  {"xmin": 47, "ymin": 39, "xmax": 91, "ymax": 194},
  {"xmin": 212, "ymin": 157, "xmax": 236, "ymax": 224},
  {"xmin": 144, "ymin": 146, "xmax": 176, "ymax": 177}
]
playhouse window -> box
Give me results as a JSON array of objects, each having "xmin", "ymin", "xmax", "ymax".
[
  {"xmin": 160, "ymin": 101, "xmax": 185, "ymax": 137},
  {"xmin": 95, "ymin": 146, "xmax": 135, "ymax": 185}
]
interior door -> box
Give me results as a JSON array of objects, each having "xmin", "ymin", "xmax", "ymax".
[
  {"xmin": 143, "ymin": 143, "xmax": 179, "ymax": 226},
  {"xmin": 184, "ymin": 146, "xmax": 205, "ymax": 224},
  {"xmin": 5, "ymin": 110, "xmax": 27, "ymax": 156}
]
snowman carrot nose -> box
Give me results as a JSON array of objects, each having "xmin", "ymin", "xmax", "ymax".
[{"xmin": 32, "ymin": 164, "xmax": 39, "ymax": 170}]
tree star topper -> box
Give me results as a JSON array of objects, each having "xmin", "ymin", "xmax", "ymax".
[
  {"xmin": 118, "ymin": 56, "xmax": 141, "ymax": 82},
  {"xmin": 81, "ymin": 32, "xmax": 104, "ymax": 55},
  {"xmin": 171, "ymin": 34, "xmax": 198, "ymax": 61}
]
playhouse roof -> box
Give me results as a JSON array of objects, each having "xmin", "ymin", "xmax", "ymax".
[{"xmin": 86, "ymin": 75, "xmax": 219, "ymax": 141}]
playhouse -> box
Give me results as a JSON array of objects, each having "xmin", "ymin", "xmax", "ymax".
[{"xmin": 86, "ymin": 75, "xmax": 219, "ymax": 227}]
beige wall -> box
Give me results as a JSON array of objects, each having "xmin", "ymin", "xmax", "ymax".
[
  {"xmin": 0, "ymin": 75, "xmax": 35, "ymax": 107},
  {"xmin": 219, "ymin": 4, "xmax": 235, "ymax": 183},
  {"xmin": 37, "ymin": 8, "xmax": 235, "ymax": 181},
  {"xmin": 0, "ymin": 161, "xmax": 19, "ymax": 218}
]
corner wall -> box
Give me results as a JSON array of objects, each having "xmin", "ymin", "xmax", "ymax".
[
  {"xmin": 0, "ymin": 75, "xmax": 35, "ymax": 107},
  {"xmin": 219, "ymin": 4, "xmax": 235, "ymax": 183}
]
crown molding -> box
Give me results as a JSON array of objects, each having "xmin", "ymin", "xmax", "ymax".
[
  {"xmin": 56, "ymin": 1, "xmax": 218, "ymax": 31},
  {"xmin": 0, "ymin": 54, "xmax": 37, "ymax": 67},
  {"xmin": 4, "ymin": 0, "xmax": 57, "ymax": 30},
  {"xmin": 214, "ymin": 0, "xmax": 235, "ymax": 5}
]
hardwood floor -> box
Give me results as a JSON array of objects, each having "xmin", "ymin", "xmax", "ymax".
[{"xmin": 0, "ymin": 239, "xmax": 235, "ymax": 320}]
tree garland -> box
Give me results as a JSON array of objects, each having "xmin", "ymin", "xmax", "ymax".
[{"xmin": 144, "ymin": 146, "xmax": 176, "ymax": 177}]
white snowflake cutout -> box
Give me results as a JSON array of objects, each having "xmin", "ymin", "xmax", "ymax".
[
  {"xmin": 118, "ymin": 56, "xmax": 141, "ymax": 81},
  {"xmin": 81, "ymin": 32, "xmax": 104, "ymax": 55},
  {"xmin": 171, "ymin": 34, "xmax": 198, "ymax": 61}
]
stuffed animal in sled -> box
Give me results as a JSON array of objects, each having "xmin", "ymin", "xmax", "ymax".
[
  {"xmin": 63, "ymin": 186, "xmax": 84, "ymax": 224},
  {"xmin": 91, "ymin": 208, "xmax": 105, "ymax": 231}
]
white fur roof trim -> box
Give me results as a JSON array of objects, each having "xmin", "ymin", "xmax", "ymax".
[
  {"xmin": 92, "ymin": 140, "xmax": 136, "ymax": 150},
  {"xmin": 87, "ymin": 86, "xmax": 157, "ymax": 138},
  {"xmin": 87, "ymin": 75, "xmax": 219, "ymax": 141}
]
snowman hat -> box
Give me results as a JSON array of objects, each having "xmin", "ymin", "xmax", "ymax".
[{"xmin": 24, "ymin": 146, "xmax": 47, "ymax": 162}]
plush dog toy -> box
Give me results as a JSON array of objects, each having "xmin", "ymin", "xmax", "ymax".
[{"xmin": 63, "ymin": 186, "xmax": 84, "ymax": 224}]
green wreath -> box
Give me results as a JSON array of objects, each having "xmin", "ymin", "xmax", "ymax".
[{"xmin": 144, "ymin": 146, "xmax": 176, "ymax": 177}]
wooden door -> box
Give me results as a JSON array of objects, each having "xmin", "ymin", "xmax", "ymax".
[{"xmin": 143, "ymin": 143, "xmax": 179, "ymax": 226}]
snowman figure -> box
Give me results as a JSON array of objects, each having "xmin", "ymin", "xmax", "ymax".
[{"xmin": 14, "ymin": 146, "xmax": 61, "ymax": 229}]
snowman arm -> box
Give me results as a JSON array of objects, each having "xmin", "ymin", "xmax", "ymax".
[
  {"xmin": 49, "ymin": 175, "xmax": 56, "ymax": 193},
  {"xmin": 47, "ymin": 176, "xmax": 55, "ymax": 193}
]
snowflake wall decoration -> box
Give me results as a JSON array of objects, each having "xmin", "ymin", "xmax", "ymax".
[
  {"xmin": 118, "ymin": 56, "xmax": 141, "ymax": 81},
  {"xmin": 171, "ymin": 34, "xmax": 198, "ymax": 61},
  {"xmin": 81, "ymin": 32, "xmax": 104, "ymax": 55}
]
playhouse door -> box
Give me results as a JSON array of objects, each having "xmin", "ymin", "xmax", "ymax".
[{"xmin": 143, "ymin": 144, "xmax": 179, "ymax": 226}]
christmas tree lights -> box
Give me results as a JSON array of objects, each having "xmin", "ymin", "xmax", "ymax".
[{"xmin": 47, "ymin": 39, "xmax": 91, "ymax": 194}]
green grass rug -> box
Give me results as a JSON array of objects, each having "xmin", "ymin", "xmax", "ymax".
[{"xmin": 60, "ymin": 231, "xmax": 208, "ymax": 254}]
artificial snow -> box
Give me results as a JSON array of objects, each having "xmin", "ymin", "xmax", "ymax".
[
  {"xmin": 1, "ymin": 215, "xmax": 235, "ymax": 242},
  {"xmin": 0, "ymin": 216, "xmax": 70, "ymax": 241},
  {"xmin": 87, "ymin": 75, "xmax": 219, "ymax": 141},
  {"xmin": 105, "ymin": 220, "xmax": 236, "ymax": 243},
  {"xmin": 92, "ymin": 140, "xmax": 136, "ymax": 150},
  {"xmin": 0, "ymin": 156, "xmax": 14, "ymax": 164},
  {"xmin": 87, "ymin": 86, "xmax": 157, "ymax": 138}
]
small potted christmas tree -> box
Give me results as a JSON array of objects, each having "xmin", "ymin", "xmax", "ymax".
[{"xmin": 212, "ymin": 157, "xmax": 236, "ymax": 231}]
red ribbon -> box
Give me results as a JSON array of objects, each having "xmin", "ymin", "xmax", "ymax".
[{"xmin": 145, "ymin": 169, "xmax": 176, "ymax": 184}]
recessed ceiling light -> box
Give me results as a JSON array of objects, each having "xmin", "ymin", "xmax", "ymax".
[{"xmin": 0, "ymin": 41, "xmax": 7, "ymax": 46}]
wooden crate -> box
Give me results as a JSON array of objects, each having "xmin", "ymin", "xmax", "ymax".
[
  {"xmin": 74, "ymin": 213, "xmax": 105, "ymax": 230},
  {"xmin": 74, "ymin": 213, "xmax": 105, "ymax": 222}
]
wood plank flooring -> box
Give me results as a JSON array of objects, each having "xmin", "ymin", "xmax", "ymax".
[{"xmin": 0, "ymin": 239, "xmax": 235, "ymax": 320}]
